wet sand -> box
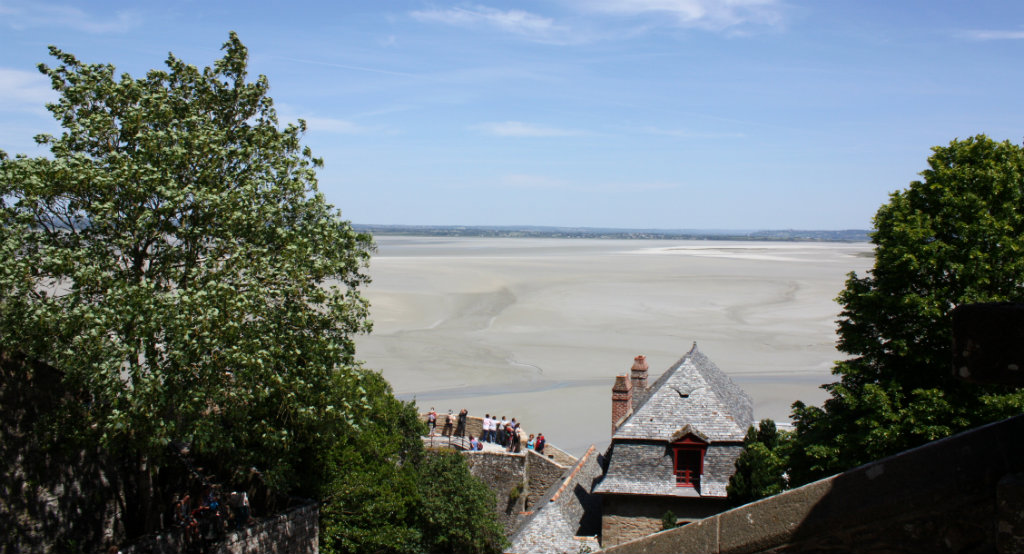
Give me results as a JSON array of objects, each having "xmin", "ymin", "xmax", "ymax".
[{"xmin": 354, "ymin": 237, "xmax": 874, "ymax": 455}]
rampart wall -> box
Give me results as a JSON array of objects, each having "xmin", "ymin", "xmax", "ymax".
[
  {"xmin": 463, "ymin": 451, "xmax": 529, "ymax": 533},
  {"xmin": 122, "ymin": 502, "xmax": 318, "ymax": 554},
  {"xmin": 524, "ymin": 451, "xmax": 568, "ymax": 511},
  {"xmin": 601, "ymin": 414, "xmax": 1024, "ymax": 553},
  {"xmin": 1, "ymin": 351, "xmax": 122, "ymax": 554}
]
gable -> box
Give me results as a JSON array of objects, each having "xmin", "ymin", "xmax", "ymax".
[{"xmin": 612, "ymin": 345, "xmax": 753, "ymax": 443}]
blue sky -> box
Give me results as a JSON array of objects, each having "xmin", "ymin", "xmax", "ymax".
[{"xmin": 2, "ymin": 1, "xmax": 1023, "ymax": 230}]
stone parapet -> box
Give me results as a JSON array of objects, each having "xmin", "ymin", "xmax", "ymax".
[
  {"xmin": 600, "ymin": 414, "xmax": 1024, "ymax": 553},
  {"xmin": 123, "ymin": 502, "xmax": 318, "ymax": 554},
  {"xmin": 463, "ymin": 451, "xmax": 529, "ymax": 534},
  {"xmin": 525, "ymin": 451, "xmax": 567, "ymax": 511}
]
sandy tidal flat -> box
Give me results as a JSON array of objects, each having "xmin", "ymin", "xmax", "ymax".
[{"xmin": 354, "ymin": 237, "xmax": 874, "ymax": 455}]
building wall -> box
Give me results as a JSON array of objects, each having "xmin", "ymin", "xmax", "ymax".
[{"xmin": 600, "ymin": 495, "xmax": 728, "ymax": 548}]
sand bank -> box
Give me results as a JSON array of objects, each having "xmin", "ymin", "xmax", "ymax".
[{"xmin": 355, "ymin": 237, "xmax": 874, "ymax": 455}]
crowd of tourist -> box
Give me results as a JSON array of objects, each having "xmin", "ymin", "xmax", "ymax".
[
  {"xmin": 426, "ymin": 408, "xmax": 547, "ymax": 455},
  {"xmin": 172, "ymin": 484, "xmax": 252, "ymax": 550}
]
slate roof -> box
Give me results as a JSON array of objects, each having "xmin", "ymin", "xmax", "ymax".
[
  {"xmin": 612, "ymin": 343, "xmax": 753, "ymax": 443},
  {"xmin": 594, "ymin": 443, "xmax": 744, "ymax": 498},
  {"xmin": 594, "ymin": 344, "xmax": 754, "ymax": 499},
  {"xmin": 507, "ymin": 447, "xmax": 603, "ymax": 553}
]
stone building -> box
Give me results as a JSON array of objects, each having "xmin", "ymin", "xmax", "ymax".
[{"xmin": 594, "ymin": 343, "xmax": 753, "ymax": 547}]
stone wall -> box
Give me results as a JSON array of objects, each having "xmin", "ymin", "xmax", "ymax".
[
  {"xmin": 508, "ymin": 445, "xmax": 605, "ymax": 554},
  {"xmin": 549, "ymin": 445, "xmax": 603, "ymax": 537},
  {"xmin": 420, "ymin": 414, "xmax": 535, "ymax": 445},
  {"xmin": 122, "ymin": 502, "xmax": 318, "ymax": 554},
  {"xmin": 524, "ymin": 451, "xmax": 568, "ymax": 511},
  {"xmin": 537, "ymin": 443, "xmax": 578, "ymax": 467},
  {"xmin": 601, "ymin": 414, "xmax": 1024, "ymax": 553},
  {"xmin": 1, "ymin": 351, "xmax": 123, "ymax": 554},
  {"xmin": 421, "ymin": 413, "xmax": 484, "ymax": 438},
  {"xmin": 600, "ymin": 496, "xmax": 728, "ymax": 548},
  {"xmin": 463, "ymin": 451, "xmax": 528, "ymax": 533}
]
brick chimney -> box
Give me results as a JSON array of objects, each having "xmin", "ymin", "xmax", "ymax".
[
  {"xmin": 630, "ymin": 354, "xmax": 649, "ymax": 391},
  {"xmin": 611, "ymin": 374, "xmax": 633, "ymax": 434}
]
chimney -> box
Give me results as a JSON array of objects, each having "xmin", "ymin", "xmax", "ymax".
[
  {"xmin": 630, "ymin": 354, "xmax": 649, "ymax": 391},
  {"xmin": 611, "ymin": 374, "xmax": 633, "ymax": 434}
]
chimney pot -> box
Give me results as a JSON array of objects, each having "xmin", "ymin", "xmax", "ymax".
[{"xmin": 630, "ymin": 354, "xmax": 649, "ymax": 391}]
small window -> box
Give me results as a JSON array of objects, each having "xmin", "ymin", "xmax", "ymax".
[{"xmin": 671, "ymin": 435, "xmax": 707, "ymax": 488}]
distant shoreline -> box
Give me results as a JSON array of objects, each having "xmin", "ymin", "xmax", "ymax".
[{"xmin": 353, "ymin": 224, "xmax": 872, "ymax": 243}]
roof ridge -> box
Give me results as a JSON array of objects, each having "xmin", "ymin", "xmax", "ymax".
[{"xmin": 611, "ymin": 344, "xmax": 752, "ymax": 442}]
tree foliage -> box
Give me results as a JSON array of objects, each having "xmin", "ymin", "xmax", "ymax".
[
  {"xmin": 317, "ymin": 371, "xmax": 507, "ymax": 554},
  {"xmin": 727, "ymin": 419, "xmax": 790, "ymax": 504},
  {"xmin": 1, "ymin": 33, "xmax": 372, "ymax": 489},
  {"xmin": 785, "ymin": 135, "xmax": 1024, "ymax": 485},
  {"xmin": 1, "ymin": 34, "xmax": 505, "ymax": 552}
]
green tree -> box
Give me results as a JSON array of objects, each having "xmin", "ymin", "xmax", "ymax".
[
  {"xmin": 317, "ymin": 370, "xmax": 506, "ymax": 554},
  {"xmin": 727, "ymin": 419, "xmax": 790, "ymax": 504},
  {"xmin": 416, "ymin": 451, "xmax": 509, "ymax": 554},
  {"xmin": 1, "ymin": 34, "xmax": 507, "ymax": 551},
  {"xmin": 0, "ymin": 27, "xmax": 372, "ymax": 529},
  {"xmin": 787, "ymin": 135, "xmax": 1024, "ymax": 485}
]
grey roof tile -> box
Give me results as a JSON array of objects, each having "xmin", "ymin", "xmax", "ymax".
[
  {"xmin": 613, "ymin": 344, "xmax": 753, "ymax": 443},
  {"xmin": 595, "ymin": 345, "xmax": 752, "ymax": 499}
]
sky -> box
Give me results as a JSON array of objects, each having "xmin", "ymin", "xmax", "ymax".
[{"xmin": 2, "ymin": 1, "xmax": 1023, "ymax": 230}]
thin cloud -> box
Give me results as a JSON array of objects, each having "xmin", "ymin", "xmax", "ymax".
[
  {"xmin": 958, "ymin": 28, "xmax": 1024, "ymax": 40},
  {"xmin": 409, "ymin": 5, "xmax": 581, "ymax": 43},
  {"xmin": 277, "ymin": 105, "xmax": 378, "ymax": 135},
  {"xmin": 580, "ymin": 0, "xmax": 784, "ymax": 31},
  {"xmin": 302, "ymin": 117, "xmax": 367, "ymax": 134},
  {"xmin": 474, "ymin": 121, "xmax": 585, "ymax": 137},
  {"xmin": 0, "ymin": 68, "xmax": 57, "ymax": 114},
  {"xmin": 411, "ymin": 5, "xmax": 556, "ymax": 34},
  {"xmin": 1, "ymin": 2, "xmax": 141, "ymax": 34}
]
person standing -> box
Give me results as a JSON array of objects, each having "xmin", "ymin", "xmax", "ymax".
[
  {"xmin": 427, "ymin": 408, "xmax": 438, "ymax": 435},
  {"xmin": 456, "ymin": 408, "xmax": 468, "ymax": 437},
  {"xmin": 443, "ymin": 409, "xmax": 455, "ymax": 436},
  {"xmin": 483, "ymin": 414, "xmax": 492, "ymax": 443},
  {"xmin": 536, "ymin": 433, "xmax": 546, "ymax": 454},
  {"xmin": 497, "ymin": 416, "xmax": 507, "ymax": 445}
]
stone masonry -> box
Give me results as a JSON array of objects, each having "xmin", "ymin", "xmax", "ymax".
[
  {"xmin": 601, "ymin": 414, "xmax": 1024, "ymax": 554},
  {"xmin": 122, "ymin": 502, "xmax": 318, "ymax": 554}
]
